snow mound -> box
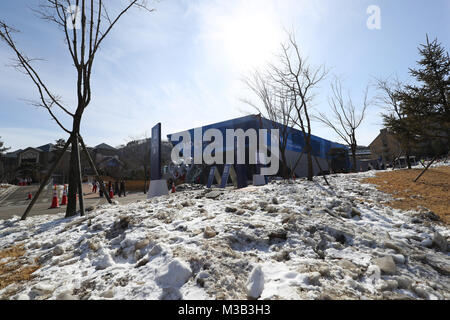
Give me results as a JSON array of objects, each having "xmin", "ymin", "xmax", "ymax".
[
  {"xmin": 246, "ymin": 265, "xmax": 264, "ymax": 299},
  {"xmin": 156, "ymin": 259, "xmax": 192, "ymax": 288},
  {"xmin": 0, "ymin": 164, "xmax": 449, "ymax": 300},
  {"xmin": 93, "ymin": 248, "xmax": 115, "ymax": 270}
]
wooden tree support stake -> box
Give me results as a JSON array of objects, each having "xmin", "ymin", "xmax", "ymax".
[
  {"xmin": 313, "ymin": 155, "xmax": 330, "ymax": 186},
  {"xmin": 21, "ymin": 137, "xmax": 72, "ymax": 220},
  {"xmin": 391, "ymin": 151, "xmax": 404, "ymax": 170},
  {"xmin": 413, "ymin": 156, "xmax": 437, "ymax": 182},
  {"xmin": 74, "ymin": 135, "xmax": 85, "ymax": 216},
  {"xmin": 78, "ymin": 135, "xmax": 112, "ymax": 204},
  {"xmin": 290, "ymin": 150, "xmax": 305, "ymax": 178},
  {"xmin": 419, "ymin": 159, "xmax": 426, "ymax": 168}
]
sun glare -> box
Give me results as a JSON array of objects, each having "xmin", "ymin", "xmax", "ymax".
[
  {"xmin": 202, "ymin": 2, "xmax": 283, "ymax": 72},
  {"xmin": 222, "ymin": 13, "xmax": 280, "ymax": 70}
]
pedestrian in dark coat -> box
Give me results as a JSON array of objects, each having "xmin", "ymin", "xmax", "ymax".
[
  {"xmin": 114, "ymin": 181, "xmax": 119, "ymax": 195},
  {"xmin": 120, "ymin": 180, "xmax": 126, "ymax": 197}
]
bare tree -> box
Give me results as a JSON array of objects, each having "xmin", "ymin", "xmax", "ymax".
[
  {"xmin": 0, "ymin": 137, "xmax": 9, "ymax": 155},
  {"xmin": 315, "ymin": 77, "xmax": 370, "ymax": 172},
  {"xmin": 375, "ymin": 76, "xmax": 414, "ymax": 169},
  {"xmin": 241, "ymin": 70, "xmax": 297, "ymax": 178},
  {"xmin": 0, "ymin": 1, "xmax": 153, "ymax": 218},
  {"xmin": 270, "ymin": 32, "xmax": 328, "ymax": 181},
  {"xmin": 0, "ymin": 136, "xmax": 9, "ymax": 182}
]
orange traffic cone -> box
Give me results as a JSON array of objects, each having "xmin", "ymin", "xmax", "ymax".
[
  {"xmin": 109, "ymin": 186, "xmax": 114, "ymax": 199},
  {"xmin": 27, "ymin": 192, "xmax": 32, "ymax": 200},
  {"xmin": 171, "ymin": 182, "xmax": 176, "ymax": 193},
  {"xmin": 60, "ymin": 185, "xmax": 68, "ymax": 205},
  {"xmin": 50, "ymin": 185, "xmax": 60, "ymax": 208}
]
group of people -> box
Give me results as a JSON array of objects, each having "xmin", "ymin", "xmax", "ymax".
[
  {"xmin": 17, "ymin": 177, "xmax": 32, "ymax": 186},
  {"xmin": 91, "ymin": 179, "xmax": 127, "ymax": 197}
]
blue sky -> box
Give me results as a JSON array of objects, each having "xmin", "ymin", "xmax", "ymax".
[{"xmin": 0, "ymin": 0, "xmax": 449, "ymax": 151}]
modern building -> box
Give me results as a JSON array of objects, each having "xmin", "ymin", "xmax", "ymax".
[{"xmin": 166, "ymin": 114, "xmax": 349, "ymax": 183}]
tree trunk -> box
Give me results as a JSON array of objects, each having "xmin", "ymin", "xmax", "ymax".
[
  {"xmin": 66, "ymin": 139, "xmax": 79, "ymax": 217},
  {"xmin": 75, "ymin": 135, "xmax": 85, "ymax": 216},
  {"xmin": 351, "ymin": 144, "xmax": 357, "ymax": 173},
  {"xmin": 405, "ymin": 139, "xmax": 412, "ymax": 169},
  {"xmin": 66, "ymin": 117, "xmax": 82, "ymax": 217},
  {"xmin": 305, "ymin": 138, "xmax": 313, "ymax": 181},
  {"xmin": 280, "ymin": 146, "xmax": 289, "ymax": 179},
  {"xmin": 307, "ymin": 151, "xmax": 313, "ymax": 181}
]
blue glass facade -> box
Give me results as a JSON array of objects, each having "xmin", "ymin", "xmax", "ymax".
[{"xmin": 167, "ymin": 114, "xmax": 349, "ymax": 163}]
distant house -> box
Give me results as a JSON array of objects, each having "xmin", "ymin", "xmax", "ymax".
[
  {"xmin": 93, "ymin": 143, "xmax": 117, "ymax": 155},
  {"xmin": 369, "ymin": 128, "xmax": 444, "ymax": 166},
  {"xmin": 2, "ymin": 150, "xmax": 22, "ymax": 182},
  {"xmin": 347, "ymin": 146, "xmax": 377, "ymax": 171},
  {"xmin": 369, "ymin": 129, "xmax": 403, "ymax": 164},
  {"xmin": 349, "ymin": 146, "xmax": 372, "ymax": 161},
  {"xmin": 1, "ymin": 143, "xmax": 71, "ymax": 183},
  {"xmin": 92, "ymin": 143, "xmax": 118, "ymax": 164},
  {"xmin": 1, "ymin": 142, "xmax": 126, "ymax": 184}
]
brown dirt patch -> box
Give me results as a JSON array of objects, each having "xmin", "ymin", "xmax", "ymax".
[
  {"xmin": 362, "ymin": 166, "xmax": 450, "ymax": 224},
  {"xmin": 0, "ymin": 244, "xmax": 40, "ymax": 292}
]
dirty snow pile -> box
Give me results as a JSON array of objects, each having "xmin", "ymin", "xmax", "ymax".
[
  {"xmin": 0, "ymin": 170, "xmax": 449, "ymax": 300},
  {"xmin": 412, "ymin": 159, "xmax": 449, "ymax": 169}
]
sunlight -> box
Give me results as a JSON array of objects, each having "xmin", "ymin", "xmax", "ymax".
[
  {"xmin": 219, "ymin": 11, "xmax": 281, "ymax": 70},
  {"xmin": 200, "ymin": 1, "xmax": 283, "ymax": 72}
]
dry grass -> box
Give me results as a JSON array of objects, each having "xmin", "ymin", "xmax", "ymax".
[
  {"xmin": 362, "ymin": 166, "xmax": 450, "ymax": 224},
  {"xmin": 0, "ymin": 244, "xmax": 40, "ymax": 292}
]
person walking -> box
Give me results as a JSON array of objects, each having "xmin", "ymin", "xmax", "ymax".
[
  {"xmin": 114, "ymin": 180, "xmax": 119, "ymax": 196},
  {"xmin": 99, "ymin": 182, "xmax": 104, "ymax": 198},
  {"xmin": 120, "ymin": 179, "xmax": 126, "ymax": 197}
]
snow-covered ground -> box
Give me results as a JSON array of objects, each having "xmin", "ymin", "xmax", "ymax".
[
  {"xmin": 411, "ymin": 159, "xmax": 449, "ymax": 169},
  {"xmin": 0, "ymin": 169, "xmax": 449, "ymax": 300}
]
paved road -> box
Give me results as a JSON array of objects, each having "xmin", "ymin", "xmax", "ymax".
[{"xmin": 0, "ymin": 184, "xmax": 148, "ymax": 220}]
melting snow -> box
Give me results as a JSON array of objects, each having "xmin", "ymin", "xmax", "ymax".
[{"xmin": 0, "ymin": 166, "xmax": 449, "ymax": 300}]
